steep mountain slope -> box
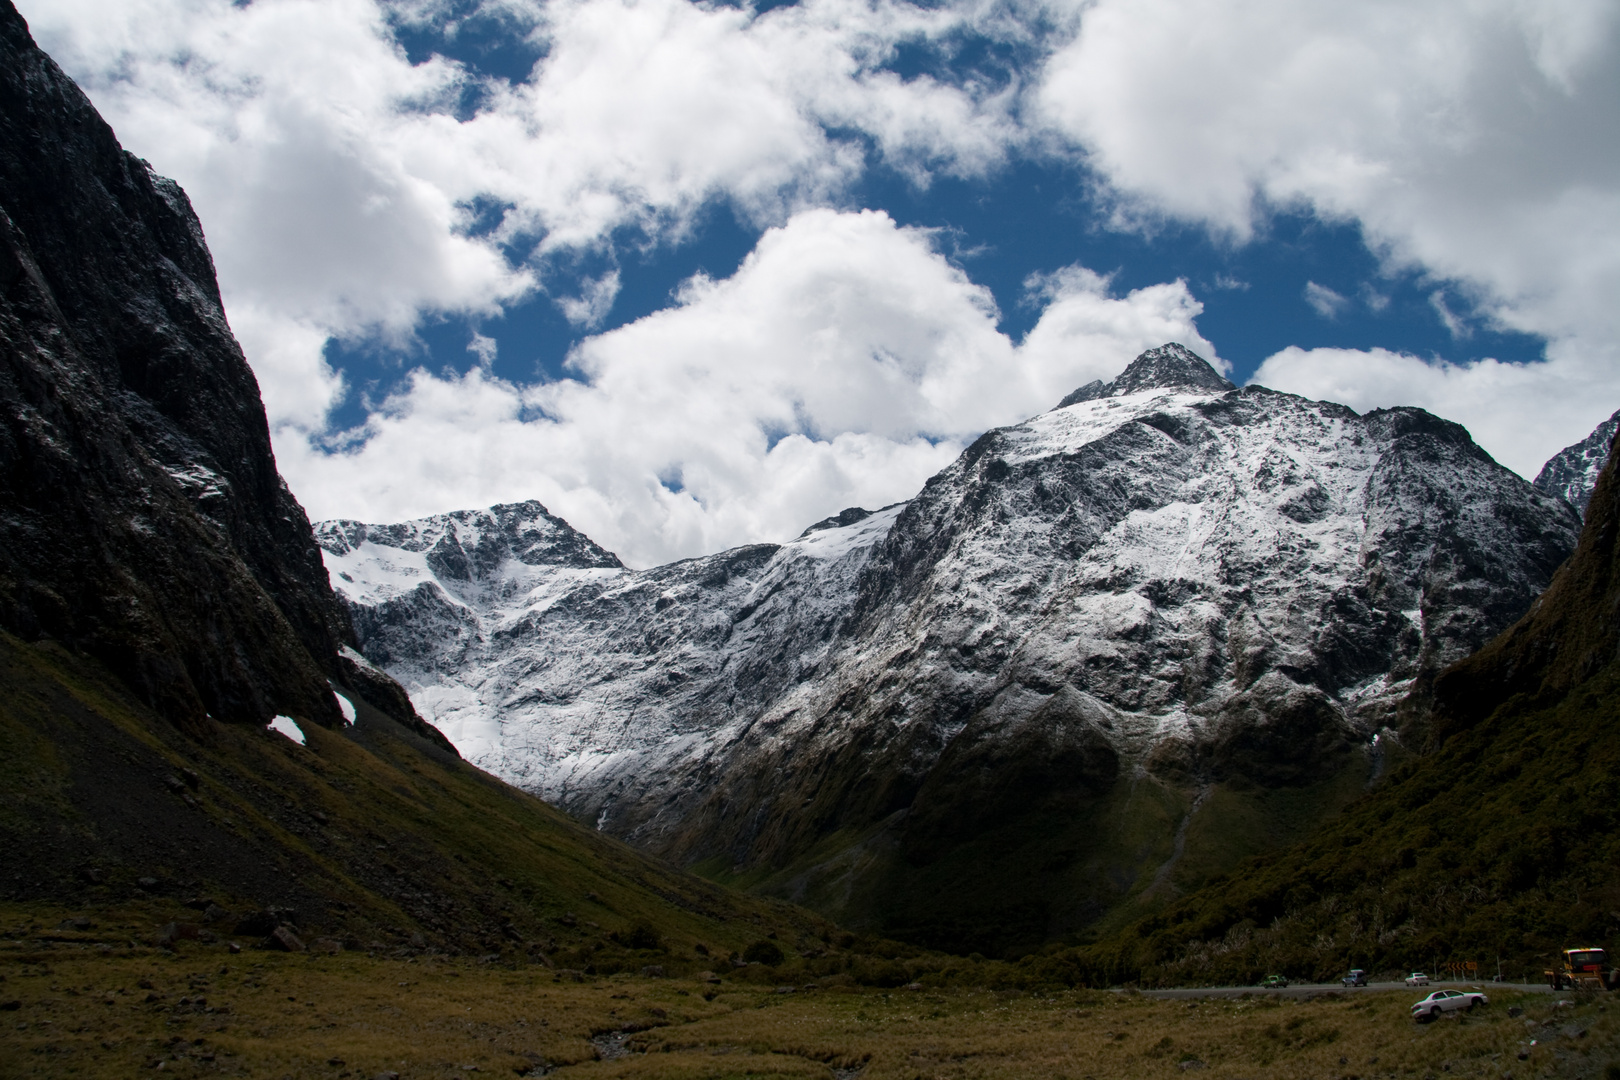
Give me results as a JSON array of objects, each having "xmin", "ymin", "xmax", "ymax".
[
  {"xmin": 0, "ymin": 4, "xmax": 413, "ymax": 737},
  {"xmin": 1070, "ymin": 430, "xmax": 1620, "ymax": 986},
  {"xmin": 1534, "ymin": 406, "xmax": 1620, "ymax": 516},
  {"xmin": 0, "ymin": 630, "xmax": 813, "ymax": 960},
  {"xmin": 0, "ymin": 2, "xmax": 814, "ymax": 959},
  {"xmin": 331, "ymin": 345, "xmax": 1580, "ymax": 954},
  {"xmin": 320, "ymin": 498, "xmax": 905, "ymax": 796}
]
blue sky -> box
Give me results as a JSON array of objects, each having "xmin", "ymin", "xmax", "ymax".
[
  {"xmin": 339, "ymin": 0, "xmax": 1548, "ymax": 426},
  {"xmin": 27, "ymin": 0, "xmax": 1620, "ymax": 566}
]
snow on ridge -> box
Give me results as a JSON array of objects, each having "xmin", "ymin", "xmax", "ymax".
[
  {"xmin": 1534, "ymin": 406, "xmax": 1620, "ymax": 516},
  {"xmin": 326, "ymin": 356, "xmax": 1581, "ymax": 873},
  {"xmin": 317, "ymin": 496, "xmax": 904, "ymax": 798}
]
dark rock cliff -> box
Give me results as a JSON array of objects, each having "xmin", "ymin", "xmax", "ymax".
[
  {"xmin": 1534, "ymin": 406, "xmax": 1620, "ymax": 517},
  {"xmin": 0, "ymin": 1, "xmax": 445, "ymax": 749},
  {"xmin": 1432, "ymin": 427, "xmax": 1620, "ymax": 743}
]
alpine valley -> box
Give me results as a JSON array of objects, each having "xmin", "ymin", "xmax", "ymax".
[
  {"xmin": 10, "ymin": 1, "xmax": 1620, "ymax": 1073},
  {"xmin": 323, "ymin": 346, "xmax": 1583, "ymax": 955}
]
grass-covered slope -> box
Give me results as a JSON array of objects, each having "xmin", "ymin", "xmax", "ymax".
[
  {"xmin": 1048, "ymin": 439, "xmax": 1620, "ymax": 987},
  {"xmin": 0, "ymin": 629, "xmax": 826, "ymax": 965}
]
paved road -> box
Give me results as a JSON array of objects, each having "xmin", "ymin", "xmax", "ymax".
[{"xmin": 1119, "ymin": 981, "xmax": 1553, "ymax": 1001}]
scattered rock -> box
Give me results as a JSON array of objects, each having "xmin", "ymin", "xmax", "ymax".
[
  {"xmin": 374, "ymin": 1073, "xmax": 401, "ymax": 1080},
  {"xmin": 137, "ymin": 877, "xmax": 160, "ymax": 891},
  {"xmin": 226, "ymin": 942, "xmax": 240, "ymax": 955},
  {"xmin": 639, "ymin": 965, "xmax": 665, "ymax": 978},
  {"xmin": 161, "ymin": 775, "xmax": 187, "ymax": 795},
  {"xmin": 155, "ymin": 923, "xmax": 202, "ymax": 948},
  {"xmin": 775, "ymin": 986, "xmax": 795, "ymax": 994},
  {"xmin": 696, "ymin": 971, "xmax": 720, "ymax": 984},
  {"xmin": 1507, "ymin": 1006, "xmax": 1523, "ymax": 1018},
  {"xmin": 1178, "ymin": 1059, "xmax": 1207, "ymax": 1071},
  {"xmin": 590, "ymin": 1032, "xmax": 633, "ymax": 1061},
  {"xmin": 56, "ymin": 917, "xmax": 92, "ymax": 931},
  {"xmin": 904, "ymin": 982, "xmax": 924, "ymax": 991},
  {"xmin": 234, "ymin": 909, "xmax": 296, "ymax": 936},
  {"xmin": 269, "ymin": 926, "xmax": 306, "ymax": 952}
]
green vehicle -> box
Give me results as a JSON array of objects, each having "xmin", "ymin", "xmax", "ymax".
[{"xmin": 1260, "ymin": 974, "xmax": 1289, "ymax": 989}]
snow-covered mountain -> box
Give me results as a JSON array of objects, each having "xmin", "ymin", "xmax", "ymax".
[
  {"xmin": 317, "ymin": 498, "xmax": 900, "ymax": 800},
  {"xmin": 1534, "ymin": 406, "xmax": 1620, "ymax": 515},
  {"xmin": 319, "ymin": 345, "xmax": 1580, "ymax": 950}
]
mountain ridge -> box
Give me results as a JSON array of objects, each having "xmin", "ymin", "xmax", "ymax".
[
  {"xmin": 1061, "ymin": 430, "xmax": 1620, "ymax": 985},
  {"xmin": 1533, "ymin": 406, "xmax": 1620, "ymax": 516},
  {"xmin": 326, "ymin": 348, "xmax": 1580, "ymax": 953}
]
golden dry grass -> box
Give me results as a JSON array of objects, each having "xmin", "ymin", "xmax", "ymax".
[{"xmin": 3, "ymin": 916, "xmax": 1616, "ymax": 1080}]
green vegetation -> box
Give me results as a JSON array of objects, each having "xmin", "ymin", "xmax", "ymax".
[
  {"xmin": 5, "ymin": 912, "xmax": 1605, "ymax": 1079},
  {"xmin": 0, "ymin": 632, "xmax": 821, "ymax": 963},
  {"xmin": 1036, "ymin": 454, "xmax": 1620, "ymax": 988},
  {"xmin": 712, "ymin": 754, "xmax": 1377, "ymax": 961},
  {"xmin": 1060, "ymin": 660, "xmax": 1620, "ymax": 988}
]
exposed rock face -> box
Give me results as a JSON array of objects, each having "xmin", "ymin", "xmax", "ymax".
[
  {"xmin": 318, "ymin": 497, "xmax": 901, "ymax": 788},
  {"xmin": 328, "ymin": 346, "xmax": 1579, "ymax": 947},
  {"xmin": 0, "ymin": 2, "xmax": 439, "ymax": 745},
  {"xmin": 1436, "ymin": 431, "xmax": 1620, "ymax": 742},
  {"xmin": 1534, "ymin": 407, "xmax": 1620, "ymax": 516},
  {"xmin": 0, "ymin": 7, "xmax": 806, "ymax": 961},
  {"xmin": 1055, "ymin": 342, "xmax": 1234, "ymax": 408}
]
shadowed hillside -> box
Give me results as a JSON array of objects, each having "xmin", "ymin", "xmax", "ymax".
[
  {"xmin": 1049, "ymin": 433, "xmax": 1620, "ymax": 987},
  {"xmin": 0, "ymin": 0, "xmax": 823, "ymax": 963}
]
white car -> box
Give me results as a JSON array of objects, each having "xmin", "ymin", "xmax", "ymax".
[
  {"xmin": 1404, "ymin": 971, "xmax": 1431, "ymax": 986},
  {"xmin": 1411, "ymin": 989, "xmax": 1487, "ymax": 1020}
]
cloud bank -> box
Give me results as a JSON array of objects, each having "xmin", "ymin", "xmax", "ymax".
[{"xmin": 285, "ymin": 209, "xmax": 1214, "ymax": 566}]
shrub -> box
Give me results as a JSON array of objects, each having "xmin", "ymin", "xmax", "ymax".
[
  {"xmin": 611, "ymin": 921, "xmax": 663, "ymax": 951},
  {"xmin": 742, "ymin": 939, "xmax": 785, "ymax": 966}
]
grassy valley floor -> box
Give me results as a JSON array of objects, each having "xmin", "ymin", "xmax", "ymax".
[{"xmin": 2, "ymin": 906, "xmax": 1615, "ymax": 1080}]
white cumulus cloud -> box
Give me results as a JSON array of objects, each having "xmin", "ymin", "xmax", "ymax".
[
  {"xmin": 1252, "ymin": 341, "xmax": 1620, "ymax": 478},
  {"xmin": 24, "ymin": 0, "xmax": 1017, "ymax": 431},
  {"xmin": 1036, "ymin": 0, "xmax": 1620, "ymax": 466},
  {"xmin": 283, "ymin": 209, "xmax": 1214, "ymax": 566}
]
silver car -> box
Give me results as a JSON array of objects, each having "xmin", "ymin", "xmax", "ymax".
[{"xmin": 1411, "ymin": 989, "xmax": 1487, "ymax": 1020}]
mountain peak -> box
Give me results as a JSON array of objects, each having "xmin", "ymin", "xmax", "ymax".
[
  {"xmin": 1533, "ymin": 406, "xmax": 1620, "ymax": 516},
  {"xmin": 1055, "ymin": 343, "xmax": 1234, "ymax": 409}
]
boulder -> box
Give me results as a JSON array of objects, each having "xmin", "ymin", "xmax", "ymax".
[{"xmin": 269, "ymin": 926, "xmax": 305, "ymax": 952}]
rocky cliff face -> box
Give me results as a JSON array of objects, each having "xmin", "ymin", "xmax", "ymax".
[
  {"xmin": 0, "ymin": 10, "xmax": 821, "ymax": 960},
  {"xmin": 1534, "ymin": 407, "xmax": 1620, "ymax": 516},
  {"xmin": 0, "ymin": 1, "xmax": 439, "ymax": 746},
  {"xmin": 327, "ymin": 344, "xmax": 1580, "ymax": 950}
]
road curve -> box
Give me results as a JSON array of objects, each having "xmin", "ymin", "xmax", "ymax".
[{"xmin": 1117, "ymin": 981, "xmax": 1553, "ymax": 1001}]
